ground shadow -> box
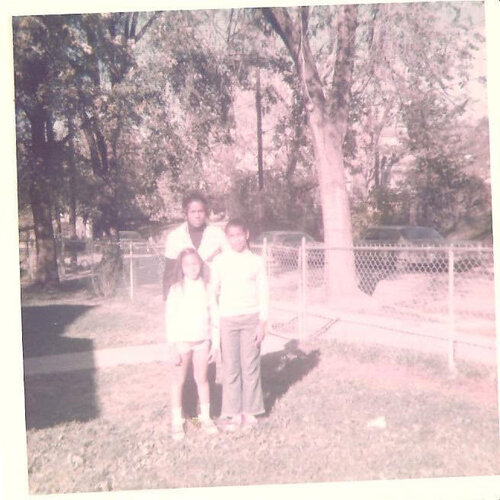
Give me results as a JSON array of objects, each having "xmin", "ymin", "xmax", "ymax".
[
  {"xmin": 22, "ymin": 304, "xmax": 96, "ymax": 357},
  {"xmin": 22, "ymin": 304, "xmax": 98, "ymax": 430},
  {"xmin": 24, "ymin": 366, "xmax": 98, "ymax": 430},
  {"xmin": 178, "ymin": 341, "xmax": 320, "ymax": 419},
  {"xmin": 357, "ymin": 268, "xmax": 394, "ymax": 295},
  {"xmin": 261, "ymin": 340, "xmax": 320, "ymax": 415},
  {"xmin": 181, "ymin": 363, "xmax": 219, "ymax": 419}
]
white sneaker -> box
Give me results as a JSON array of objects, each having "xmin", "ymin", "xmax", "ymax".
[
  {"xmin": 199, "ymin": 418, "xmax": 219, "ymax": 435},
  {"xmin": 242, "ymin": 414, "xmax": 258, "ymax": 426},
  {"xmin": 220, "ymin": 414, "xmax": 242, "ymax": 432}
]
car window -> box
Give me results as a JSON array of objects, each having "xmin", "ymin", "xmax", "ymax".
[
  {"xmin": 279, "ymin": 233, "xmax": 314, "ymax": 245},
  {"xmin": 119, "ymin": 231, "xmax": 143, "ymax": 241},
  {"xmin": 253, "ymin": 232, "xmax": 275, "ymax": 244},
  {"xmin": 401, "ymin": 227, "xmax": 443, "ymax": 241},
  {"xmin": 279, "ymin": 234, "xmax": 301, "ymax": 245},
  {"xmin": 363, "ymin": 228, "xmax": 399, "ymax": 241}
]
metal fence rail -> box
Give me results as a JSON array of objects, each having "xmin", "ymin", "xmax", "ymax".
[
  {"xmin": 20, "ymin": 237, "xmax": 495, "ymax": 367},
  {"xmin": 250, "ymin": 240, "xmax": 495, "ymax": 368}
]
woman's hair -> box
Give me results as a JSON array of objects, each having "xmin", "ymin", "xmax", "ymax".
[
  {"xmin": 182, "ymin": 191, "xmax": 209, "ymax": 212},
  {"xmin": 172, "ymin": 247, "xmax": 209, "ymax": 288}
]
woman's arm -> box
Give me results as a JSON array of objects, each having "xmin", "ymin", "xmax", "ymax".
[
  {"xmin": 207, "ymin": 259, "xmax": 221, "ymax": 363},
  {"xmin": 255, "ymin": 257, "xmax": 269, "ymax": 346},
  {"xmin": 165, "ymin": 287, "xmax": 182, "ymax": 365},
  {"xmin": 257, "ymin": 257, "xmax": 269, "ymax": 323},
  {"xmin": 162, "ymin": 257, "xmax": 176, "ymax": 301}
]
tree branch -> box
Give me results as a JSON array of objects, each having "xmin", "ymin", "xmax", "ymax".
[
  {"xmin": 261, "ymin": 8, "xmax": 300, "ymax": 65},
  {"xmin": 330, "ymin": 4, "xmax": 358, "ymax": 126},
  {"xmin": 135, "ymin": 12, "xmax": 160, "ymax": 42},
  {"xmin": 130, "ymin": 12, "xmax": 139, "ymax": 40},
  {"xmin": 262, "ymin": 7, "xmax": 326, "ymax": 108},
  {"xmin": 124, "ymin": 13, "xmax": 131, "ymax": 40}
]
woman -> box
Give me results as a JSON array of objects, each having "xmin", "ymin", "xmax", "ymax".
[{"xmin": 162, "ymin": 191, "xmax": 226, "ymax": 300}]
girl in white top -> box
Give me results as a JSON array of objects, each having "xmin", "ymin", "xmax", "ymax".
[{"xmin": 165, "ymin": 247, "xmax": 219, "ymax": 440}]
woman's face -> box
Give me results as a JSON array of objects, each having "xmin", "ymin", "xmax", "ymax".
[
  {"xmin": 186, "ymin": 200, "xmax": 207, "ymax": 228},
  {"xmin": 182, "ymin": 253, "xmax": 202, "ymax": 280}
]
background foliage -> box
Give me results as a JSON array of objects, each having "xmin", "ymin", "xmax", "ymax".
[{"xmin": 13, "ymin": 3, "xmax": 490, "ymax": 286}]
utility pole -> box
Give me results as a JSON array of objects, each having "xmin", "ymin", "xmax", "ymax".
[
  {"xmin": 255, "ymin": 67, "xmax": 264, "ymax": 233},
  {"xmin": 256, "ymin": 67, "xmax": 264, "ymax": 191}
]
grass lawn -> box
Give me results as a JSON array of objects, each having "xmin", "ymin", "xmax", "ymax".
[
  {"xmin": 21, "ymin": 279, "xmax": 165, "ymax": 356},
  {"xmin": 24, "ymin": 337, "xmax": 499, "ymax": 494}
]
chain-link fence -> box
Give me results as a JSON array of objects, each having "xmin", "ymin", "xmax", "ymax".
[
  {"xmin": 85, "ymin": 241, "xmax": 164, "ymax": 299},
  {"xmin": 21, "ymin": 237, "xmax": 495, "ymax": 366},
  {"xmin": 20, "ymin": 238, "xmax": 164, "ymax": 298},
  {"xmin": 250, "ymin": 240, "xmax": 495, "ymax": 366}
]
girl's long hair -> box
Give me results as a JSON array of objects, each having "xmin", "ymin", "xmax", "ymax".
[{"xmin": 172, "ymin": 247, "xmax": 209, "ymax": 289}]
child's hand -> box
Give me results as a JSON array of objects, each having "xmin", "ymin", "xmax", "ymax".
[
  {"xmin": 169, "ymin": 347, "xmax": 182, "ymax": 366},
  {"xmin": 172, "ymin": 353, "xmax": 182, "ymax": 366},
  {"xmin": 208, "ymin": 346, "xmax": 219, "ymax": 364},
  {"xmin": 254, "ymin": 321, "xmax": 266, "ymax": 346}
]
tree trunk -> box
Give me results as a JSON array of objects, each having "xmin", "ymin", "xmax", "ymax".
[
  {"xmin": 80, "ymin": 115, "xmax": 118, "ymax": 237},
  {"xmin": 29, "ymin": 107, "xmax": 59, "ymax": 288},
  {"xmin": 307, "ymin": 108, "xmax": 358, "ymax": 297},
  {"xmin": 29, "ymin": 179, "xmax": 59, "ymax": 288},
  {"xmin": 54, "ymin": 210, "xmax": 62, "ymax": 239},
  {"xmin": 68, "ymin": 118, "xmax": 78, "ymax": 267}
]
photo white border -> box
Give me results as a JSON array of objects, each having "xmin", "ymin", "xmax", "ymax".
[{"xmin": 1, "ymin": 0, "xmax": 499, "ymax": 499}]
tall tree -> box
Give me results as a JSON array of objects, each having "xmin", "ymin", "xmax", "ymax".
[
  {"xmin": 71, "ymin": 12, "xmax": 160, "ymax": 237},
  {"xmin": 13, "ymin": 16, "xmax": 77, "ymax": 287},
  {"xmin": 262, "ymin": 6, "xmax": 360, "ymax": 298},
  {"xmin": 346, "ymin": 2, "xmax": 486, "ymax": 231}
]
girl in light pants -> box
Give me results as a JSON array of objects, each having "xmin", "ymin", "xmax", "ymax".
[{"xmin": 211, "ymin": 219, "xmax": 269, "ymax": 428}]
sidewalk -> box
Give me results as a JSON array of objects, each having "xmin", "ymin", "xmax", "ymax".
[
  {"xmin": 271, "ymin": 302, "xmax": 497, "ymax": 366},
  {"xmin": 23, "ymin": 310, "xmax": 497, "ymax": 377},
  {"xmin": 23, "ymin": 331, "xmax": 292, "ymax": 377}
]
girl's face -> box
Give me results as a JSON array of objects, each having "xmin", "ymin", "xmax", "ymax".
[
  {"xmin": 182, "ymin": 253, "xmax": 202, "ymax": 280},
  {"xmin": 186, "ymin": 200, "xmax": 207, "ymax": 228},
  {"xmin": 226, "ymin": 225, "xmax": 249, "ymax": 253}
]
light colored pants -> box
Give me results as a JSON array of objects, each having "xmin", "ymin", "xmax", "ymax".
[{"xmin": 220, "ymin": 314, "xmax": 265, "ymax": 417}]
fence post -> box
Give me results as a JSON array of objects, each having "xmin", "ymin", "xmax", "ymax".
[
  {"xmin": 298, "ymin": 241, "xmax": 303, "ymax": 336},
  {"xmin": 129, "ymin": 241, "xmax": 134, "ymax": 301},
  {"xmin": 301, "ymin": 237, "xmax": 307, "ymax": 336},
  {"xmin": 447, "ymin": 246, "xmax": 456, "ymax": 372},
  {"xmin": 263, "ymin": 237, "xmax": 271, "ymax": 278},
  {"xmin": 28, "ymin": 239, "xmax": 36, "ymax": 281},
  {"xmin": 263, "ymin": 238, "xmax": 271, "ymax": 334},
  {"xmin": 90, "ymin": 239, "xmax": 96, "ymax": 289},
  {"xmin": 60, "ymin": 238, "xmax": 65, "ymax": 279}
]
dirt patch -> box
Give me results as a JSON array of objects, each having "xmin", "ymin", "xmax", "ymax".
[{"xmin": 310, "ymin": 340, "xmax": 498, "ymax": 408}]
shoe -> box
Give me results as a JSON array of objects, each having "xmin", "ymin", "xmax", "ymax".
[
  {"xmin": 220, "ymin": 415, "xmax": 242, "ymax": 432},
  {"xmin": 171, "ymin": 420, "xmax": 185, "ymax": 441},
  {"xmin": 199, "ymin": 418, "xmax": 219, "ymax": 435},
  {"xmin": 242, "ymin": 414, "xmax": 258, "ymax": 427}
]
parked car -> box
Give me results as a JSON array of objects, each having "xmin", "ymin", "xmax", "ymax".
[
  {"xmin": 118, "ymin": 230, "xmax": 154, "ymax": 253},
  {"xmin": 251, "ymin": 231, "xmax": 320, "ymax": 272},
  {"xmin": 357, "ymin": 225, "xmax": 447, "ymax": 271},
  {"xmin": 252, "ymin": 230, "xmax": 317, "ymax": 246},
  {"xmin": 118, "ymin": 230, "xmax": 145, "ymax": 241},
  {"xmin": 60, "ymin": 237, "xmax": 87, "ymax": 253}
]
